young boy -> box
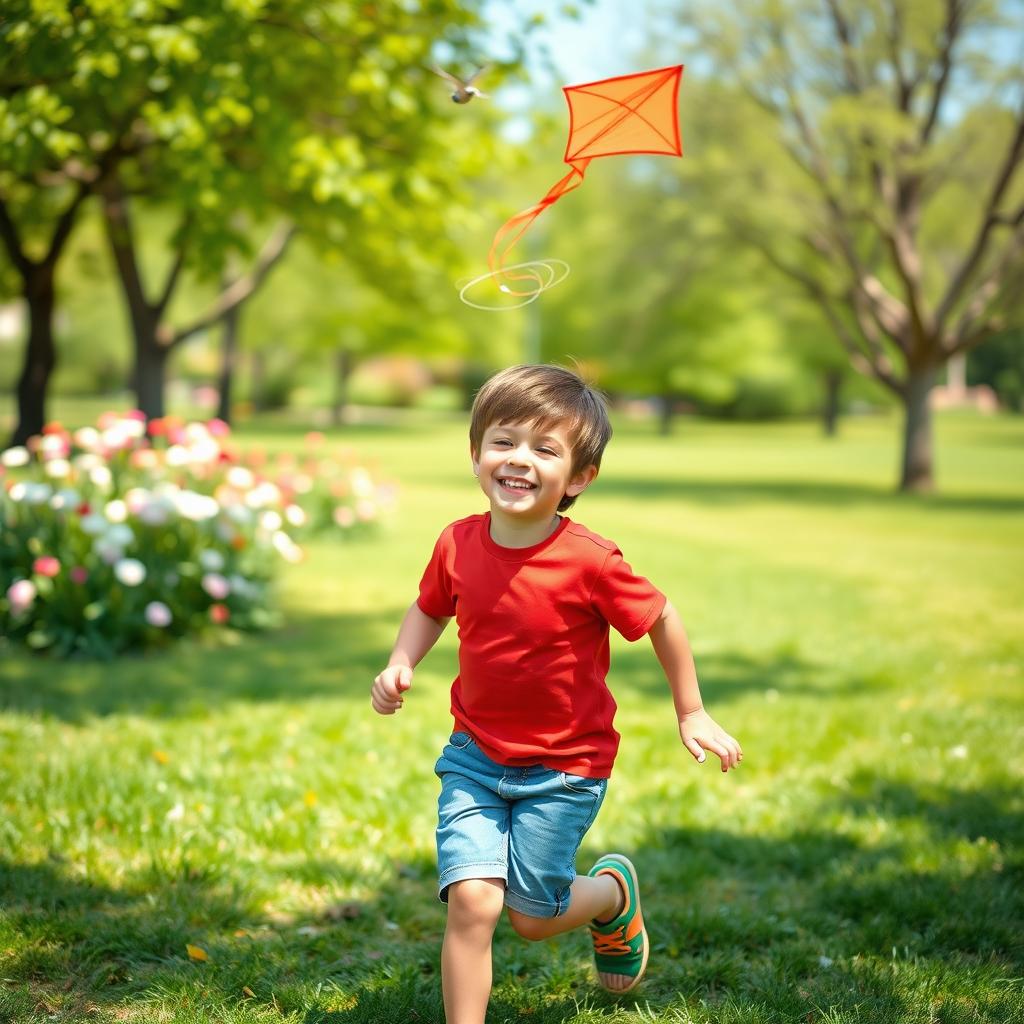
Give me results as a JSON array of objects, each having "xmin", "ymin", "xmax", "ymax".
[{"xmin": 371, "ymin": 364, "xmax": 742, "ymax": 1022}]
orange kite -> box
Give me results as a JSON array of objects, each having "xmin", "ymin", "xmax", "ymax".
[{"xmin": 488, "ymin": 64, "xmax": 684, "ymax": 294}]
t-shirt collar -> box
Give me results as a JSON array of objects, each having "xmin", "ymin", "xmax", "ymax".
[{"xmin": 480, "ymin": 511, "xmax": 570, "ymax": 561}]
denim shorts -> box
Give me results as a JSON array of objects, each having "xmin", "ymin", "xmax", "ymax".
[{"xmin": 434, "ymin": 730, "xmax": 608, "ymax": 918}]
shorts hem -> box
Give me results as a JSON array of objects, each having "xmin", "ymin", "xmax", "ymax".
[
  {"xmin": 504, "ymin": 879, "xmax": 574, "ymax": 919},
  {"xmin": 438, "ymin": 862, "xmax": 508, "ymax": 903}
]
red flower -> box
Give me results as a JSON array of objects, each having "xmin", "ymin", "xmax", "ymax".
[
  {"xmin": 70, "ymin": 566, "xmax": 89, "ymax": 585},
  {"xmin": 209, "ymin": 603, "xmax": 230, "ymax": 625},
  {"xmin": 33, "ymin": 556, "xmax": 61, "ymax": 578},
  {"xmin": 77, "ymin": 501, "xmax": 91, "ymax": 516}
]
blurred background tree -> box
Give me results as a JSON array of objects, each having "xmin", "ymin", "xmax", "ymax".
[{"xmin": 674, "ymin": 0, "xmax": 1024, "ymax": 490}]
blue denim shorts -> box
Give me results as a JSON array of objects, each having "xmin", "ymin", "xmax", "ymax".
[{"xmin": 434, "ymin": 730, "xmax": 608, "ymax": 918}]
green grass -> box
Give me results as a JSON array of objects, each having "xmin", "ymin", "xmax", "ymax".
[{"xmin": 2, "ymin": 407, "xmax": 1023, "ymax": 1024}]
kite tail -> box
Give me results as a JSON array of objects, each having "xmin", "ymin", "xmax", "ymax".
[{"xmin": 487, "ymin": 158, "xmax": 591, "ymax": 293}]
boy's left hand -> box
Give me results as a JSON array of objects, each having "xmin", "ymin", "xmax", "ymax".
[{"xmin": 678, "ymin": 708, "xmax": 743, "ymax": 773}]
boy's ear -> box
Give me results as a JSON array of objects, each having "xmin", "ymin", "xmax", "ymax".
[
  {"xmin": 565, "ymin": 464, "xmax": 598, "ymax": 497},
  {"xmin": 470, "ymin": 444, "xmax": 479, "ymax": 476}
]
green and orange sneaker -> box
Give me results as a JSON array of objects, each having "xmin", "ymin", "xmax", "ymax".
[{"xmin": 587, "ymin": 853, "xmax": 649, "ymax": 993}]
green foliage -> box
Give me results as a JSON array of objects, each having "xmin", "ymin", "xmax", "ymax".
[{"xmin": 968, "ymin": 328, "xmax": 1024, "ymax": 412}]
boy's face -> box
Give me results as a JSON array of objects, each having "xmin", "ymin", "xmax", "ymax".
[{"xmin": 471, "ymin": 419, "xmax": 597, "ymax": 522}]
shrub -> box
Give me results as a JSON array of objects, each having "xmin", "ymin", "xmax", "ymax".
[{"xmin": 0, "ymin": 414, "xmax": 394, "ymax": 658}]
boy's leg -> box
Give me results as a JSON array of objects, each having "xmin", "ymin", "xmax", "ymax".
[
  {"xmin": 442, "ymin": 877, "xmax": 506, "ymax": 1024},
  {"xmin": 505, "ymin": 873, "xmax": 621, "ymax": 940}
]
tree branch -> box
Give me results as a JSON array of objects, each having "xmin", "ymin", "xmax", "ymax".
[
  {"xmin": 0, "ymin": 196, "xmax": 32, "ymax": 278},
  {"xmin": 936, "ymin": 97, "xmax": 1024, "ymax": 327},
  {"xmin": 920, "ymin": 0, "xmax": 964, "ymax": 146},
  {"xmin": 171, "ymin": 222, "xmax": 297, "ymax": 347},
  {"xmin": 154, "ymin": 214, "xmax": 194, "ymax": 319}
]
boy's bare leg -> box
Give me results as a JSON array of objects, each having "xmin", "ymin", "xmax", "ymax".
[
  {"xmin": 442, "ymin": 877, "xmax": 506, "ymax": 1024},
  {"xmin": 505, "ymin": 873, "xmax": 622, "ymax": 941}
]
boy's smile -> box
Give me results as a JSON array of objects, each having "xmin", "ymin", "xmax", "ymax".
[{"xmin": 472, "ymin": 420, "xmax": 597, "ymax": 545}]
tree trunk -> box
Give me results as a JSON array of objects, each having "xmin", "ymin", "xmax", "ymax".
[
  {"xmin": 250, "ymin": 349, "xmax": 266, "ymax": 412},
  {"xmin": 216, "ymin": 296, "xmax": 241, "ymax": 424},
  {"xmin": 822, "ymin": 369, "xmax": 842, "ymax": 437},
  {"xmin": 332, "ymin": 347, "xmax": 354, "ymax": 426},
  {"xmin": 900, "ymin": 365, "xmax": 936, "ymax": 492},
  {"xmin": 10, "ymin": 266, "xmax": 57, "ymax": 446},
  {"xmin": 134, "ymin": 330, "xmax": 170, "ymax": 420},
  {"xmin": 658, "ymin": 392, "xmax": 675, "ymax": 436}
]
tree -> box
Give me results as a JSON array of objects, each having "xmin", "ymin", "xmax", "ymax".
[
  {"xmin": 680, "ymin": 0, "xmax": 1024, "ymax": 489},
  {"xmin": 0, "ymin": 0, "xmax": 511, "ymax": 430}
]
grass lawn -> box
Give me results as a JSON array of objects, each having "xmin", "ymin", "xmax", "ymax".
[{"xmin": 1, "ymin": 406, "xmax": 1022, "ymax": 1023}]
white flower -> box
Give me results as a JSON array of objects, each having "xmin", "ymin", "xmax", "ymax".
[
  {"xmin": 73, "ymin": 453, "xmax": 102, "ymax": 472},
  {"xmin": 244, "ymin": 481, "xmax": 281, "ymax": 510},
  {"xmin": 101, "ymin": 426, "xmax": 130, "ymax": 451},
  {"xmin": 272, "ymin": 530, "xmax": 302, "ymax": 563},
  {"xmin": 201, "ymin": 572, "xmax": 230, "ymax": 600},
  {"xmin": 145, "ymin": 601, "xmax": 172, "ymax": 627},
  {"xmin": 189, "ymin": 437, "xmax": 220, "ymax": 464},
  {"xmin": 351, "ymin": 468, "xmax": 375, "ymax": 499},
  {"xmin": 73, "ymin": 426, "xmax": 100, "ymax": 450},
  {"xmin": 124, "ymin": 488, "xmax": 150, "ymax": 515},
  {"xmin": 43, "ymin": 458, "xmax": 71, "ymax": 479},
  {"xmin": 949, "ymin": 744, "xmax": 969, "ymax": 760},
  {"xmin": 80, "ymin": 513, "xmax": 108, "ymax": 536},
  {"xmin": 165, "ymin": 444, "xmax": 191, "ymax": 468},
  {"xmin": 165, "ymin": 801, "xmax": 185, "ymax": 822},
  {"xmin": 50, "ymin": 487, "xmax": 81, "ymax": 511},
  {"xmin": 138, "ymin": 498, "xmax": 172, "ymax": 526},
  {"xmin": 1, "ymin": 445, "xmax": 30, "ymax": 468},
  {"xmin": 175, "ymin": 490, "xmax": 219, "ymax": 521},
  {"xmin": 89, "ymin": 465, "xmax": 112, "ymax": 489},
  {"xmin": 95, "ymin": 538, "xmax": 124, "ymax": 565},
  {"xmin": 104, "ymin": 499, "xmax": 128, "ymax": 523},
  {"xmin": 40, "ymin": 435, "xmax": 67, "ymax": 458},
  {"xmin": 7, "ymin": 578, "xmax": 37, "ymax": 614},
  {"xmin": 106, "ymin": 524, "xmax": 134, "ymax": 548},
  {"xmin": 24, "ymin": 483, "xmax": 53, "ymax": 505},
  {"xmin": 7, "ymin": 482, "xmax": 26, "ymax": 503},
  {"xmin": 260, "ymin": 509, "xmax": 283, "ymax": 531},
  {"xmin": 121, "ymin": 418, "xmax": 146, "ymax": 439},
  {"xmin": 284, "ymin": 504, "xmax": 307, "ymax": 527},
  {"xmin": 198, "ymin": 549, "xmax": 225, "ymax": 571},
  {"xmin": 226, "ymin": 466, "xmax": 254, "ymax": 489},
  {"xmin": 293, "ymin": 473, "xmax": 314, "ymax": 495},
  {"xmin": 114, "ymin": 558, "xmax": 146, "ymax": 586}
]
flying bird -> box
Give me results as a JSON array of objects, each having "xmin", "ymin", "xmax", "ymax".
[{"xmin": 430, "ymin": 64, "xmax": 489, "ymax": 104}]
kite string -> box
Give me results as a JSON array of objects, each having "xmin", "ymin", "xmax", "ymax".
[{"xmin": 487, "ymin": 157, "xmax": 591, "ymax": 295}]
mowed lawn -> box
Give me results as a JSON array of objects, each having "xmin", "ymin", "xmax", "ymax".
[{"xmin": 1, "ymin": 407, "xmax": 1022, "ymax": 1024}]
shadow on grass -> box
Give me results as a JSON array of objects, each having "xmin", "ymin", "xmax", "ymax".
[
  {"xmin": 0, "ymin": 608, "xmax": 423, "ymax": 723},
  {"xmin": 3, "ymin": 778, "xmax": 1022, "ymax": 1022},
  {"xmin": 613, "ymin": 642, "xmax": 890, "ymax": 704}
]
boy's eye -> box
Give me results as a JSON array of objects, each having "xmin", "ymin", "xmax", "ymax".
[{"xmin": 537, "ymin": 447, "xmax": 557, "ymax": 456}]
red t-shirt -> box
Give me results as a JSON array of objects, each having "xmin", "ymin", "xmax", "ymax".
[{"xmin": 416, "ymin": 512, "xmax": 666, "ymax": 778}]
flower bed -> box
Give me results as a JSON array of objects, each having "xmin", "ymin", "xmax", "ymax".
[{"xmin": 0, "ymin": 413, "xmax": 394, "ymax": 657}]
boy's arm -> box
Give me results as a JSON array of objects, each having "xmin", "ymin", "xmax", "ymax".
[
  {"xmin": 647, "ymin": 601, "xmax": 743, "ymax": 772},
  {"xmin": 371, "ymin": 601, "xmax": 451, "ymax": 715}
]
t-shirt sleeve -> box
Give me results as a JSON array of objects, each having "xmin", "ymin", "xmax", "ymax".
[
  {"xmin": 591, "ymin": 548, "xmax": 666, "ymax": 641},
  {"xmin": 416, "ymin": 529, "xmax": 456, "ymax": 620}
]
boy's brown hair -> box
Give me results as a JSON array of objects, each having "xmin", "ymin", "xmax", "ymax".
[{"xmin": 469, "ymin": 364, "xmax": 612, "ymax": 512}]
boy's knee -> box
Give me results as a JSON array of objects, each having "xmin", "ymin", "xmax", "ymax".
[
  {"xmin": 446, "ymin": 877, "xmax": 505, "ymax": 927},
  {"xmin": 506, "ymin": 907, "xmax": 551, "ymax": 942}
]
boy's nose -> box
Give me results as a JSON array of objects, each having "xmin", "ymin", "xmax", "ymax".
[{"xmin": 506, "ymin": 444, "xmax": 532, "ymax": 465}]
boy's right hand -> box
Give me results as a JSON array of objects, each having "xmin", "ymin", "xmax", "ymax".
[{"xmin": 371, "ymin": 665, "xmax": 413, "ymax": 715}]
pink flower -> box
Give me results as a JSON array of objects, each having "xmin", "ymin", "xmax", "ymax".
[
  {"xmin": 145, "ymin": 601, "xmax": 172, "ymax": 628},
  {"xmin": 70, "ymin": 566, "xmax": 89, "ymax": 585},
  {"xmin": 7, "ymin": 579, "xmax": 37, "ymax": 614},
  {"xmin": 206, "ymin": 418, "xmax": 230, "ymax": 437},
  {"xmin": 201, "ymin": 573, "xmax": 230, "ymax": 600},
  {"xmin": 209, "ymin": 603, "xmax": 230, "ymax": 625},
  {"xmin": 32, "ymin": 556, "xmax": 61, "ymax": 578}
]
